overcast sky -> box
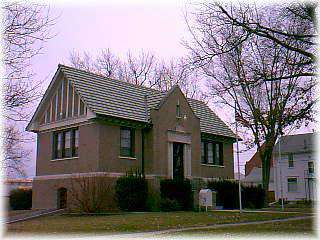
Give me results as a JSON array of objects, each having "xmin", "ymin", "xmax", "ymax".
[{"xmin": 21, "ymin": 1, "xmax": 314, "ymax": 178}]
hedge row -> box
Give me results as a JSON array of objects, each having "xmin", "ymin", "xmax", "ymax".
[{"xmin": 207, "ymin": 180, "xmax": 265, "ymax": 209}]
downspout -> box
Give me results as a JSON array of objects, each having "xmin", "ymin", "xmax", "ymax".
[{"xmin": 141, "ymin": 94, "xmax": 148, "ymax": 177}]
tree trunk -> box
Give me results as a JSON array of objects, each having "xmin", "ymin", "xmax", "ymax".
[{"xmin": 261, "ymin": 145, "xmax": 274, "ymax": 206}]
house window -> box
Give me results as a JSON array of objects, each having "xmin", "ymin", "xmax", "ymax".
[
  {"xmin": 287, "ymin": 177, "xmax": 298, "ymax": 192},
  {"xmin": 201, "ymin": 140, "xmax": 223, "ymax": 166},
  {"xmin": 53, "ymin": 128, "xmax": 79, "ymax": 159},
  {"xmin": 176, "ymin": 103, "xmax": 181, "ymax": 118},
  {"xmin": 120, "ymin": 127, "xmax": 135, "ymax": 157},
  {"xmin": 308, "ymin": 162, "xmax": 314, "ymax": 174},
  {"xmin": 288, "ymin": 153, "xmax": 294, "ymax": 168}
]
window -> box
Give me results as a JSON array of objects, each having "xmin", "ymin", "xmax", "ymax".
[
  {"xmin": 287, "ymin": 178, "xmax": 298, "ymax": 192},
  {"xmin": 201, "ymin": 140, "xmax": 223, "ymax": 166},
  {"xmin": 53, "ymin": 128, "xmax": 79, "ymax": 159},
  {"xmin": 176, "ymin": 103, "xmax": 181, "ymax": 118},
  {"xmin": 201, "ymin": 142, "xmax": 206, "ymax": 163},
  {"xmin": 120, "ymin": 127, "xmax": 135, "ymax": 157},
  {"xmin": 308, "ymin": 162, "xmax": 314, "ymax": 174},
  {"xmin": 288, "ymin": 153, "xmax": 294, "ymax": 168}
]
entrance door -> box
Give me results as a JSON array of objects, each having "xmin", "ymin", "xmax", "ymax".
[
  {"xmin": 173, "ymin": 142, "xmax": 184, "ymax": 179},
  {"xmin": 57, "ymin": 188, "xmax": 67, "ymax": 209}
]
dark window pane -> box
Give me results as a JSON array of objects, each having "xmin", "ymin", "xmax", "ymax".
[
  {"xmin": 57, "ymin": 132, "xmax": 63, "ymax": 158},
  {"xmin": 120, "ymin": 128, "xmax": 134, "ymax": 157},
  {"xmin": 74, "ymin": 129, "xmax": 79, "ymax": 157},
  {"xmin": 64, "ymin": 131, "xmax": 71, "ymax": 158}
]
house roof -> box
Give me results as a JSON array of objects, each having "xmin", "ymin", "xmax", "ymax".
[
  {"xmin": 274, "ymin": 132, "xmax": 316, "ymax": 154},
  {"xmin": 31, "ymin": 64, "xmax": 237, "ymax": 139}
]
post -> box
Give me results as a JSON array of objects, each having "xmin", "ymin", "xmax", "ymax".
[
  {"xmin": 235, "ymin": 102, "xmax": 242, "ymax": 213},
  {"xmin": 278, "ymin": 136, "xmax": 284, "ymax": 211}
]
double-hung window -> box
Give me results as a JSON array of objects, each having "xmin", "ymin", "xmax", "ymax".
[
  {"xmin": 288, "ymin": 153, "xmax": 294, "ymax": 168},
  {"xmin": 53, "ymin": 128, "xmax": 79, "ymax": 159},
  {"xmin": 201, "ymin": 140, "xmax": 223, "ymax": 166},
  {"xmin": 308, "ymin": 162, "xmax": 314, "ymax": 174},
  {"xmin": 287, "ymin": 177, "xmax": 298, "ymax": 192},
  {"xmin": 120, "ymin": 127, "xmax": 135, "ymax": 157}
]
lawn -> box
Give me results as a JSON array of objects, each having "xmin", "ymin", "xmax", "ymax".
[
  {"xmin": 6, "ymin": 211, "xmax": 308, "ymax": 234},
  {"xmin": 176, "ymin": 218, "xmax": 315, "ymax": 236}
]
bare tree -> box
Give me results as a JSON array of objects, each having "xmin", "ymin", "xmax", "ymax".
[
  {"xmin": 69, "ymin": 49, "xmax": 207, "ymax": 100},
  {"xmin": 69, "ymin": 175, "xmax": 115, "ymax": 212},
  {"xmin": 2, "ymin": 2, "xmax": 56, "ymax": 176},
  {"xmin": 185, "ymin": 2, "xmax": 316, "ymax": 196},
  {"xmin": 185, "ymin": 2, "xmax": 316, "ymax": 81}
]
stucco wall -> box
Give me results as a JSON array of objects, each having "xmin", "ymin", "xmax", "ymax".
[{"xmin": 36, "ymin": 122, "xmax": 100, "ymax": 176}]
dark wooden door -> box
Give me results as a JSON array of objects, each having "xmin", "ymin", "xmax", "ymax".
[
  {"xmin": 57, "ymin": 188, "xmax": 67, "ymax": 209},
  {"xmin": 173, "ymin": 143, "xmax": 184, "ymax": 179}
]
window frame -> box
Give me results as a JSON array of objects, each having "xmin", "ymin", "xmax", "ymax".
[
  {"xmin": 200, "ymin": 140, "xmax": 224, "ymax": 166},
  {"xmin": 287, "ymin": 177, "xmax": 298, "ymax": 193},
  {"xmin": 308, "ymin": 161, "xmax": 314, "ymax": 174},
  {"xmin": 120, "ymin": 127, "xmax": 135, "ymax": 158},
  {"xmin": 288, "ymin": 153, "xmax": 294, "ymax": 168},
  {"xmin": 52, "ymin": 127, "xmax": 79, "ymax": 160}
]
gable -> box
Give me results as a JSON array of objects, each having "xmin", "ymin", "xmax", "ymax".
[{"xmin": 27, "ymin": 69, "xmax": 91, "ymax": 132}]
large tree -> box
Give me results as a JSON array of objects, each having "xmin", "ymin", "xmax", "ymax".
[
  {"xmin": 185, "ymin": 2, "xmax": 316, "ymax": 194},
  {"xmin": 2, "ymin": 2, "xmax": 55, "ymax": 177}
]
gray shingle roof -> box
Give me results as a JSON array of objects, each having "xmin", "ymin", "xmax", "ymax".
[
  {"xmin": 60, "ymin": 64, "xmax": 237, "ymax": 139},
  {"xmin": 274, "ymin": 133, "xmax": 316, "ymax": 154}
]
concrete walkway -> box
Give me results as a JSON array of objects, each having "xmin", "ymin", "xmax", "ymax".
[{"xmin": 6, "ymin": 209, "xmax": 65, "ymax": 224}]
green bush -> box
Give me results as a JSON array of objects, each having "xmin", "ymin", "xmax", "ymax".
[
  {"xmin": 115, "ymin": 172, "xmax": 148, "ymax": 211},
  {"xmin": 9, "ymin": 188, "xmax": 32, "ymax": 210},
  {"xmin": 242, "ymin": 185, "xmax": 265, "ymax": 209},
  {"xmin": 207, "ymin": 180, "xmax": 266, "ymax": 209},
  {"xmin": 160, "ymin": 198, "xmax": 181, "ymax": 211},
  {"xmin": 160, "ymin": 178, "xmax": 193, "ymax": 211}
]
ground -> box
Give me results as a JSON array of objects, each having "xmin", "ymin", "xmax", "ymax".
[{"xmin": 6, "ymin": 211, "xmax": 313, "ymax": 235}]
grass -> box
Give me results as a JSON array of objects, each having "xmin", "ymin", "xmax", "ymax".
[
  {"xmin": 176, "ymin": 218, "xmax": 315, "ymax": 236},
  {"xmin": 6, "ymin": 211, "xmax": 308, "ymax": 234}
]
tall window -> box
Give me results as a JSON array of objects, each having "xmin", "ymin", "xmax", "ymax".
[
  {"xmin": 53, "ymin": 128, "xmax": 79, "ymax": 159},
  {"xmin": 176, "ymin": 103, "xmax": 181, "ymax": 118},
  {"xmin": 288, "ymin": 153, "xmax": 294, "ymax": 168},
  {"xmin": 287, "ymin": 177, "xmax": 298, "ymax": 192},
  {"xmin": 201, "ymin": 140, "xmax": 223, "ymax": 166},
  {"xmin": 120, "ymin": 127, "xmax": 135, "ymax": 157},
  {"xmin": 308, "ymin": 162, "xmax": 314, "ymax": 174}
]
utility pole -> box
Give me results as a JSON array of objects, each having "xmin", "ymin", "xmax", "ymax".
[
  {"xmin": 235, "ymin": 102, "xmax": 242, "ymax": 213},
  {"xmin": 278, "ymin": 136, "xmax": 284, "ymax": 211}
]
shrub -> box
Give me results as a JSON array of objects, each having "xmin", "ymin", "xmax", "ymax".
[
  {"xmin": 207, "ymin": 180, "xmax": 266, "ymax": 209},
  {"xmin": 69, "ymin": 176, "xmax": 115, "ymax": 213},
  {"xmin": 160, "ymin": 198, "xmax": 181, "ymax": 211},
  {"xmin": 160, "ymin": 178, "xmax": 193, "ymax": 211},
  {"xmin": 207, "ymin": 180, "xmax": 239, "ymax": 209},
  {"xmin": 9, "ymin": 188, "xmax": 32, "ymax": 210},
  {"xmin": 115, "ymin": 172, "xmax": 148, "ymax": 211},
  {"xmin": 242, "ymin": 185, "xmax": 265, "ymax": 209}
]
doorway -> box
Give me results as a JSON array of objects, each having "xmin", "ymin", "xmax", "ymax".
[
  {"xmin": 173, "ymin": 142, "xmax": 184, "ymax": 179},
  {"xmin": 57, "ymin": 187, "xmax": 67, "ymax": 209}
]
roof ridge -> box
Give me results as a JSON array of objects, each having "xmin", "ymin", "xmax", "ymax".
[{"xmin": 59, "ymin": 64, "xmax": 165, "ymax": 95}]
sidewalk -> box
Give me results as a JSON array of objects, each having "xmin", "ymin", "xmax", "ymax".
[{"xmin": 6, "ymin": 209, "xmax": 65, "ymax": 224}]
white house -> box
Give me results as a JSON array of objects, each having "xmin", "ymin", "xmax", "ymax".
[{"xmin": 273, "ymin": 133, "xmax": 316, "ymax": 201}]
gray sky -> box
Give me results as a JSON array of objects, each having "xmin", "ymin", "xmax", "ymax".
[{"xmin": 21, "ymin": 1, "xmax": 314, "ymax": 178}]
